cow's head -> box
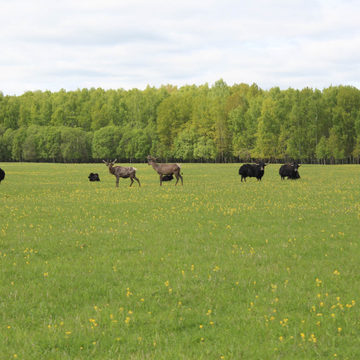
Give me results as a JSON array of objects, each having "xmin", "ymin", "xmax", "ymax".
[
  {"xmin": 291, "ymin": 162, "xmax": 300, "ymax": 172},
  {"xmin": 257, "ymin": 161, "xmax": 267, "ymax": 171}
]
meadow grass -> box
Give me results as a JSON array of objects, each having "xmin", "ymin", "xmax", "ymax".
[{"xmin": 0, "ymin": 162, "xmax": 359, "ymax": 359}]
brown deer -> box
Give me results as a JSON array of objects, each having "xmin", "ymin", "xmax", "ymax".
[
  {"xmin": 147, "ymin": 155, "xmax": 183, "ymax": 186},
  {"xmin": 103, "ymin": 159, "xmax": 141, "ymax": 187}
]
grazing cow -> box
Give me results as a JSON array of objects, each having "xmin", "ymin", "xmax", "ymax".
[
  {"xmin": 88, "ymin": 173, "xmax": 100, "ymax": 182},
  {"xmin": 0, "ymin": 168, "xmax": 5, "ymax": 184},
  {"xmin": 279, "ymin": 162, "xmax": 301, "ymax": 180},
  {"xmin": 238, "ymin": 161, "xmax": 266, "ymax": 182}
]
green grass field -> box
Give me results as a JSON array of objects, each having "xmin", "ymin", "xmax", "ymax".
[{"xmin": 1, "ymin": 162, "xmax": 359, "ymax": 359}]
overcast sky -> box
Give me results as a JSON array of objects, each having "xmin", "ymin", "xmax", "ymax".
[{"xmin": 1, "ymin": 0, "xmax": 359, "ymax": 95}]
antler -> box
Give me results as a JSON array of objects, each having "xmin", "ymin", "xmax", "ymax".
[{"xmin": 147, "ymin": 155, "xmax": 156, "ymax": 162}]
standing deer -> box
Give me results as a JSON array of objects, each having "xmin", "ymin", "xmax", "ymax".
[
  {"xmin": 103, "ymin": 160, "xmax": 141, "ymax": 187},
  {"xmin": 147, "ymin": 155, "xmax": 183, "ymax": 186}
]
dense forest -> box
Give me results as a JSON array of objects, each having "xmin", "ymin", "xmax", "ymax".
[{"xmin": 1, "ymin": 80, "xmax": 360, "ymax": 163}]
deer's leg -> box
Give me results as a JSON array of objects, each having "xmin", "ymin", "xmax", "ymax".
[
  {"xmin": 134, "ymin": 176, "xmax": 141, "ymax": 187},
  {"xmin": 160, "ymin": 175, "xmax": 163, "ymax": 186},
  {"xmin": 129, "ymin": 177, "xmax": 134, "ymax": 187},
  {"xmin": 175, "ymin": 171, "xmax": 183, "ymax": 186},
  {"xmin": 178, "ymin": 173, "xmax": 183, "ymax": 185},
  {"xmin": 116, "ymin": 176, "xmax": 119, "ymax": 187}
]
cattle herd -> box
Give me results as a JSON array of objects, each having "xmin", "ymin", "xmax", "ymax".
[
  {"xmin": 238, "ymin": 161, "xmax": 301, "ymax": 182},
  {"xmin": 0, "ymin": 160, "xmax": 301, "ymax": 188}
]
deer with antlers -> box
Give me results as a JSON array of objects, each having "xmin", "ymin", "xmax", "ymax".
[
  {"xmin": 147, "ymin": 155, "xmax": 183, "ymax": 186},
  {"xmin": 103, "ymin": 159, "xmax": 141, "ymax": 187}
]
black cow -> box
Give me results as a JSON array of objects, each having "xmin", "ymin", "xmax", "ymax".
[
  {"xmin": 161, "ymin": 174, "xmax": 174, "ymax": 181},
  {"xmin": 238, "ymin": 162, "xmax": 266, "ymax": 182},
  {"xmin": 0, "ymin": 168, "xmax": 5, "ymax": 184},
  {"xmin": 279, "ymin": 162, "xmax": 301, "ymax": 180},
  {"xmin": 88, "ymin": 173, "xmax": 100, "ymax": 182}
]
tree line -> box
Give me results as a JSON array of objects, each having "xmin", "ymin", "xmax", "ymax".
[{"xmin": 1, "ymin": 80, "xmax": 360, "ymax": 163}]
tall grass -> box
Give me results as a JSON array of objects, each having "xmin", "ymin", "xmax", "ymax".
[{"xmin": 1, "ymin": 163, "xmax": 359, "ymax": 359}]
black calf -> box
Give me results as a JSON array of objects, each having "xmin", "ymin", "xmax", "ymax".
[
  {"xmin": 161, "ymin": 174, "xmax": 174, "ymax": 181},
  {"xmin": 88, "ymin": 173, "xmax": 100, "ymax": 181}
]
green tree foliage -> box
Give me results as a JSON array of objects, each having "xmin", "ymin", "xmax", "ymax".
[
  {"xmin": 194, "ymin": 137, "xmax": 216, "ymax": 161},
  {"xmin": 0, "ymin": 83, "xmax": 360, "ymax": 163},
  {"xmin": 156, "ymin": 87, "xmax": 194, "ymax": 157},
  {"xmin": 210, "ymin": 80, "xmax": 232, "ymax": 161},
  {"xmin": 92, "ymin": 126, "xmax": 122, "ymax": 160},
  {"xmin": 327, "ymin": 127, "xmax": 345, "ymax": 163},
  {"xmin": 11, "ymin": 127, "xmax": 27, "ymax": 161},
  {"xmin": 43, "ymin": 127, "xmax": 62, "ymax": 162},
  {"xmin": 173, "ymin": 127, "xmax": 197, "ymax": 161},
  {"xmin": 316, "ymin": 136, "xmax": 330, "ymax": 163},
  {"xmin": 254, "ymin": 95, "xmax": 281, "ymax": 160},
  {"xmin": 23, "ymin": 126, "xmax": 41, "ymax": 161},
  {"xmin": 117, "ymin": 127, "xmax": 151, "ymax": 161},
  {"xmin": 0, "ymin": 128, "xmax": 14, "ymax": 160},
  {"xmin": 60, "ymin": 127, "xmax": 90, "ymax": 162},
  {"xmin": 228, "ymin": 87, "xmax": 262, "ymax": 160}
]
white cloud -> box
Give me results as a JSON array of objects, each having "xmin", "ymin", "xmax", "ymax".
[{"xmin": 1, "ymin": 0, "xmax": 359, "ymax": 94}]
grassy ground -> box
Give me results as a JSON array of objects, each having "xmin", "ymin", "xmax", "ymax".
[{"xmin": 0, "ymin": 162, "xmax": 359, "ymax": 359}]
